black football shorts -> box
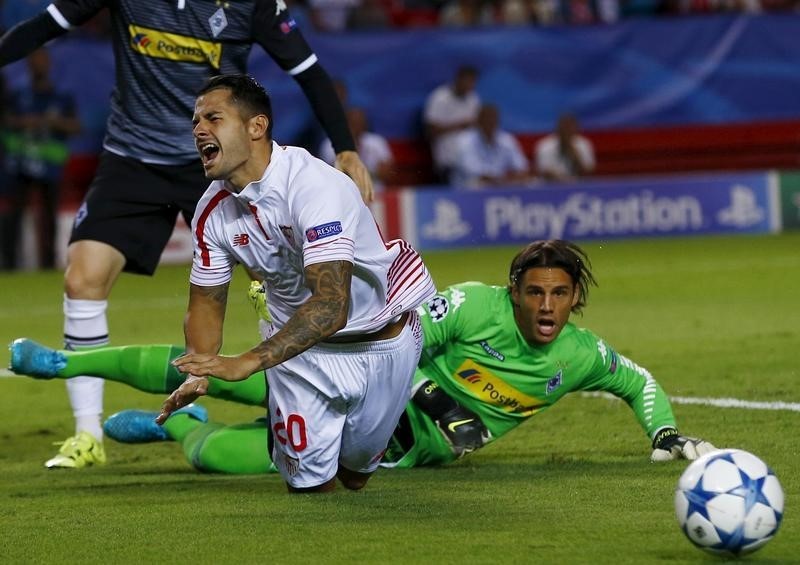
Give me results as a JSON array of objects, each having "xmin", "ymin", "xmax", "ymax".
[{"xmin": 70, "ymin": 150, "xmax": 208, "ymax": 275}]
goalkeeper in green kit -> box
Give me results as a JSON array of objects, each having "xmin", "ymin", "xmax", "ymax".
[{"xmin": 9, "ymin": 240, "xmax": 715, "ymax": 472}]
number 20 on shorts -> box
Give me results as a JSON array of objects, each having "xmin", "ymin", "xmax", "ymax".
[{"xmin": 272, "ymin": 414, "xmax": 308, "ymax": 451}]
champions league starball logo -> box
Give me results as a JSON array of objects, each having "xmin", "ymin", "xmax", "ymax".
[{"xmin": 427, "ymin": 296, "xmax": 449, "ymax": 322}]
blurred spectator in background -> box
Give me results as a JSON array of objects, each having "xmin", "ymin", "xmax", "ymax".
[
  {"xmin": 424, "ymin": 64, "xmax": 481, "ymax": 184},
  {"xmin": 622, "ymin": 0, "xmax": 666, "ymax": 16},
  {"xmin": 499, "ymin": 0, "xmax": 533, "ymax": 24},
  {"xmin": 535, "ymin": 112, "xmax": 595, "ymax": 183},
  {"xmin": 348, "ymin": 0, "xmax": 392, "ymax": 28},
  {"xmin": 439, "ymin": 0, "xmax": 495, "ymax": 25},
  {"xmin": 529, "ymin": 0, "xmax": 561, "ymax": 23},
  {"xmin": 665, "ymin": 0, "xmax": 763, "ymax": 12},
  {"xmin": 320, "ymin": 106, "xmax": 394, "ymax": 191},
  {"xmin": 562, "ymin": 0, "xmax": 600, "ymax": 22},
  {"xmin": 450, "ymin": 103, "xmax": 530, "ymax": 189},
  {"xmin": 308, "ymin": 0, "xmax": 362, "ymax": 31},
  {"xmin": 0, "ymin": 48, "xmax": 80, "ymax": 270}
]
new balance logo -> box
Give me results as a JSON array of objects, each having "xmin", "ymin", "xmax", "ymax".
[{"xmin": 232, "ymin": 233, "xmax": 250, "ymax": 247}]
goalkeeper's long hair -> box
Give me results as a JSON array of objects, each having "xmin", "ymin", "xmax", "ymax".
[{"xmin": 508, "ymin": 240, "xmax": 597, "ymax": 314}]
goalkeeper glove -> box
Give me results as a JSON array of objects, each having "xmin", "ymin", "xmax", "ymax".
[
  {"xmin": 650, "ymin": 427, "xmax": 717, "ymax": 462},
  {"xmin": 412, "ymin": 380, "xmax": 491, "ymax": 458},
  {"xmin": 437, "ymin": 405, "xmax": 493, "ymax": 458}
]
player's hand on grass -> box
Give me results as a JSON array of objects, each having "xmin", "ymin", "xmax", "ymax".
[
  {"xmin": 156, "ymin": 374, "xmax": 209, "ymax": 424},
  {"xmin": 335, "ymin": 150, "xmax": 374, "ymax": 203},
  {"xmin": 650, "ymin": 427, "xmax": 717, "ymax": 462}
]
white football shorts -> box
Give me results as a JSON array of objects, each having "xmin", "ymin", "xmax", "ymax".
[{"xmin": 266, "ymin": 312, "xmax": 422, "ymax": 488}]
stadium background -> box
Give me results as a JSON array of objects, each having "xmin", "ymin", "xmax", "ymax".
[{"xmin": 2, "ymin": 12, "xmax": 800, "ymax": 267}]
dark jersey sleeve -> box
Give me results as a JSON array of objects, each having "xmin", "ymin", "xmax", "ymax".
[
  {"xmin": 251, "ymin": 0, "xmax": 355, "ymax": 153},
  {"xmin": 251, "ymin": 0, "xmax": 316, "ymax": 72},
  {"xmin": 0, "ymin": 12, "xmax": 64, "ymax": 66},
  {"xmin": 52, "ymin": 0, "xmax": 110, "ymax": 27},
  {"xmin": 0, "ymin": 0, "xmax": 109, "ymax": 66}
]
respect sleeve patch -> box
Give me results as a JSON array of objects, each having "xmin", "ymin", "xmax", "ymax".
[{"xmin": 306, "ymin": 221, "xmax": 343, "ymax": 242}]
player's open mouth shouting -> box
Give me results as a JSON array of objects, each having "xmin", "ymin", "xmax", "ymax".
[{"xmin": 199, "ymin": 142, "xmax": 220, "ymax": 169}]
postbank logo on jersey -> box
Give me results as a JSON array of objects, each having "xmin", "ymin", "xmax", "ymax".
[
  {"xmin": 455, "ymin": 360, "xmax": 546, "ymax": 416},
  {"xmin": 306, "ymin": 221, "xmax": 342, "ymax": 242},
  {"xmin": 128, "ymin": 25, "xmax": 222, "ymax": 69}
]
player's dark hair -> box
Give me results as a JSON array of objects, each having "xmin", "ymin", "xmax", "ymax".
[
  {"xmin": 508, "ymin": 240, "xmax": 597, "ymax": 313},
  {"xmin": 198, "ymin": 74, "xmax": 273, "ymax": 138}
]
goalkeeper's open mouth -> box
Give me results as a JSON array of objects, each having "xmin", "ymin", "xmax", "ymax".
[{"xmin": 536, "ymin": 317, "xmax": 557, "ymax": 339}]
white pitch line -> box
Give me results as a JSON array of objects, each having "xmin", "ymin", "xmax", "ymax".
[
  {"xmin": 582, "ymin": 391, "xmax": 800, "ymax": 413},
  {"xmin": 669, "ymin": 395, "xmax": 800, "ymax": 413}
]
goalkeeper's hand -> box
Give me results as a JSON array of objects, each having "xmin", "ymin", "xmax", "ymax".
[
  {"xmin": 651, "ymin": 427, "xmax": 717, "ymax": 462},
  {"xmin": 436, "ymin": 406, "xmax": 492, "ymax": 459}
]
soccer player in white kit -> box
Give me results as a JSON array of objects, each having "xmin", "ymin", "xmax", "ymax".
[{"xmin": 155, "ymin": 74, "xmax": 436, "ymax": 493}]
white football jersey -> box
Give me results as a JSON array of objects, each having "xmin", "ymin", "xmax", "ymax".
[{"xmin": 190, "ymin": 142, "xmax": 436, "ymax": 334}]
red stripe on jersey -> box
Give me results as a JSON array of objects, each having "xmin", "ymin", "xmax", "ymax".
[
  {"xmin": 388, "ymin": 256, "xmax": 426, "ymax": 302},
  {"xmin": 195, "ymin": 190, "xmax": 231, "ymax": 267},
  {"xmin": 248, "ymin": 204, "xmax": 270, "ymax": 240},
  {"xmin": 388, "ymin": 248, "xmax": 416, "ymax": 283},
  {"xmin": 387, "ymin": 241, "xmax": 417, "ymax": 285},
  {"xmin": 386, "ymin": 242, "xmax": 427, "ymax": 301},
  {"xmin": 304, "ymin": 237, "xmax": 355, "ymax": 252},
  {"xmin": 385, "ymin": 240, "xmax": 408, "ymax": 281}
]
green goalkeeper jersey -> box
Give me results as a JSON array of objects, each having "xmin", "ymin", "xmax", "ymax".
[{"xmin": 384, "ymin": 282, "xmax": 677, "ymax": 468}]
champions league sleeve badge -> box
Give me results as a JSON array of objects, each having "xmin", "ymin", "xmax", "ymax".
[{"xmin": 427, "ymin": 295, "xmax": 450, "ymax": 323}]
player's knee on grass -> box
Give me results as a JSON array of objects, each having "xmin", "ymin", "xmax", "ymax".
[
  {"xmin": 287, "ymin": 477, "xmax": 337, "ymax": 493},
  {"xmin": 337, "ymin": 466, "xmax": 372, "ymax": 491}
]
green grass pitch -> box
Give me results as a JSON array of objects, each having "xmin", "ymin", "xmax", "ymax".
[{"xmin": 1, "ymin": 233, "xmax": 798, "ymax": 564}]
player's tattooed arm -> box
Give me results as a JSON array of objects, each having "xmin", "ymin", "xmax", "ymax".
[
  {"xmin": 168, "ymin": 262, "xmax": 351, "ymax": 389},
  {"xmin": 251, "ymin": 260, "xmax": 352, "ymax": 368}
]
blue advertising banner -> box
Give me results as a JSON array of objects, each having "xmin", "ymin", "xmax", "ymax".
[{"xmin": 410, "ymin": 172, "xmax": 778, "ymax": 250}]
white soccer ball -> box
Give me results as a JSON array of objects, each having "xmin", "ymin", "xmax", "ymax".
[{"xmin": 674, "ymin": 448, "xmax": 784, "ymax": 557}]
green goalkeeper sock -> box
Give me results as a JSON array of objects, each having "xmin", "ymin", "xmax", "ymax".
[
  {"xmin": 204, "ymin": 372, "xmax": 266, "ymax": 407},
  {"xmin": 58, "ymin": 344, "xmax": 267, "ymax": 405},
  {"xmin": 60, "ymin": 345, "xmax": 185, "ymax": 393},
  {"xmin": 181, "ymin": 421, "xmax": 274, "ymax": 474},
  {"xmin": 161, "ymin": 411, "xmax": 206, "ymax": 443}
]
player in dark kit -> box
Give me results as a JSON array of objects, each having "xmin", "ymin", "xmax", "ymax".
[{"xmin": 0, "ymin": 0, "xmax": 373, "ymax": 469}]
